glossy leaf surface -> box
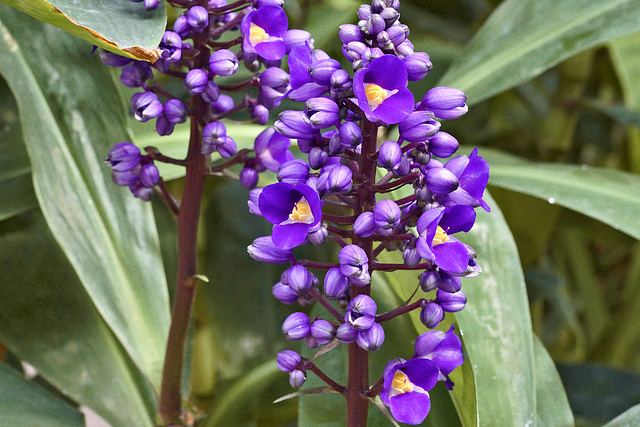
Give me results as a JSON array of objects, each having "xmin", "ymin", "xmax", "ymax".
[
  {"xmin": 440, "ymin": 0, "xmax": 640, "ymax": 104},
  {"xmin": 0, "ymin": 6, "xmax": 170, "ymax": 389},
  {"xmin": 0, "ymin": 0, "xmax": 165, "ymax": 61}
]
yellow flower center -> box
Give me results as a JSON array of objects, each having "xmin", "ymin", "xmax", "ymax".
[
  {"xmin": 249, "ymin": 24, "xmax": 270, "ymax": 46},
  {"xmin": 289, "ymin": 200, "xmax": 313, "ymax": 223},
  {"xmin": 364, "ymin": 84, "xmax": 389, "ymax": 110},
  {"xmin": 433, "ymin": 226, "xmax": 449, "ymax": 246},
  {"xmin": 392, "ymin": 371, "xmax": 414, "ymax": 394}
]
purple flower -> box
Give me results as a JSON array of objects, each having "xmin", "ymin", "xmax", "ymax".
[
  {"xmin": 339, "ymin": 244, "xmax": 370, "ymax": 286},
  {"xmin": 276, "ymin": 350, "xmax": 301, "ymax": 372},
  {"xmin": 414, "ymin": 324, "xmax": 463, "ymax": 386},
  {"xmin": 356, "ymin": 322, "xmax": 385, "ymax": 351},
  {"xmin": 437, "ymin": 148, "xmax": 490, "ymax": 211},
  {"xmin": 345, "ymin": 294, "xmax": 377, "ymax": 331},
  {"xmin": 241, "ymin": 6, "xmax": 288, "ymax": 61},
  {"xmin": 381, "ymin": 358, "xmax": 439, "ymax": 425},
  {"xmin": 416, "ymin": 205, "xmax": 476, "ymax": 273},
  {"xmin": 209, "ymin": 49, "xmax": 239, "ymax": 76},
  {"xmin": 353, "ymin": 211, "xmax": 376, "ymax": 238},
  {"xmin": 282, "ymin": 312, "xmax": 311, "ymax": 340},
  {"xmin": 187, "ymin": 6, "xmax": 209, "ymax": 33},
  {"xmin": 106, "ymin": 142, "xmax": 141, "ymax": 172},
  {"xmin": 323, "ymin": 267, "xmax": 349, "ymax": 300},
  {"xmin": 258, "ymin": 182, "xmax": 322, "ymax": 249},
  {"xmin": 254, "ymin": 128, "xmax": 294, "ymax": 172},
  {"xmin": 353, "ymin": 55, "xmax": 414, "ymax": 125},
  {"xmin": 374, "ymin": 199, "xmax": 401, "ymax": 234},
  {"xmin": 287, "ymin": 43, "xmax": 328, "ymax": 101},
  {"xmin": 247, "ymin": 236, "xmax": 292, "ymax": 263},
  {"xmin": 418, "ymin": 87, "xmax": 468, "ymax": 120}
]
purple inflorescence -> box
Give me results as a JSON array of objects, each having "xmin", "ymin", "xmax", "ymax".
[{"xmin": 112, "ymin": 0, "xmax": 489, "ymax": 424}]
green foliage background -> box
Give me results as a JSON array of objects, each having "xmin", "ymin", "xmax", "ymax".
[{"xmin": 1, "ymin": 0, "xmax": 640, "ymax": 425}]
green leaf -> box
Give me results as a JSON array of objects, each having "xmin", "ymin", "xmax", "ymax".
[
  {"xmin": 0, "ymin": 211, "xmax": 156, "ymax": 426},
  {"xmin": 481, "ymin": 148, "xmax": 640, "ymax": 240},
  {"xmin": 0, "ymin": 0, "xmax": 165, "ymax": 61},
  {"xmin": 533, "ymin": 336, "xmax": 574, "ymax": 427},
  {"xmin": 609, "ymin": 32, "xmax": 640, "ymax": 108},
  {"xmin": 0, "ymin": 77, "xmax": 37, "ymax": 222},
  {"xmin": 0, "ymin": 363, "xmax": 84, "ymax": 427},
  {"xmin": 604, "ymin": 404, "xmax": 640, "ymax": 427},
  {"xmin": 0, "ymin": 6, "xmax": 170, "ymax": 390},
  {"xmin": 439, "ymin": 0, "xmax": 640, "ymax": 104}
]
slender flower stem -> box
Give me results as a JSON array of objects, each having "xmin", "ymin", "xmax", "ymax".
[
  {"xmin": 376, "ymin": 299, "xmax": 424, "ymax": 323},
  {"xmin": 304, "ymin": 361, "xmax": 346, "ymax": 394},
  {"xmin": 346, "ymin": 118, "xmax": 378, "ymax": 427},
  {"xmin": 146, "ymin": 147, "xmax": 189, "ymax": 166},
  {"xmin": 207, "ymin": 36, "xmax": 243, "ymax": 50},
  {"xmin": 297, "ymin": 260, "xmax": 340, "ymax": 270},
  {"xmin": 322, "ymin": 213, "xmax": 358, "ymax": 225},
  {"xmin": 373, "ymin": 171, "xmax": 420, "ymax": 193},
  {"xmin": 156, "ymin": 179, "xmax": 181, "ymax": 216},
  {"xmin": 308, "ymin": 288, "xmax": 343, "ymax": 322},
  {"xmin": 372, "ymin": 262, "xmax": 431, "ymax": 271},
  {"xmin": 158, "ymin": 19, "xmax": 211, "ymax": 425}
]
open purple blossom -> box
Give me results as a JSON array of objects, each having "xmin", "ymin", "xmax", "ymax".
[
  {"xmin": 353, "ymin": 55, "xmax": 414, "ymax": 124},
  {"xmin": 381, "ymin": 357, "xmax": 439, "ymax": 425},
  {"xmin": 437, "ymin": 148, "xmax": 491, "ymax": 211},
  {"xmin": 254, "ymin": 128, "xmax": 294, "ymax": 172},
  {"xmin": 258, "ymin": 182, "xmax": 322, "ymax": 249},
  {"xmin": 416, "ymin": 205, "xmax": 476, "ymax": 273},
  {"xmin": 414, "ymin": 324, "xmax": 463, "ymax": 389},
  {"xmin": 241, "ymin": 5, "xmax": 288, "ymax": 61}
]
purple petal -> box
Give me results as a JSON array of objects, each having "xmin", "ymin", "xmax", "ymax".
[
  {"xmin": 252, "ymin": 5, "xmax": 288, "ymax": 37},
  {"xmin": 363, "ymin": 55, "xmax": 408, "ymax": 90},
  {"xmin": 272, "ymin": 222, "xmax": 310, "ymax": 249},
  {"xmin": 459, "ymin": 150, "xmax": 489, "ymax": 199},
  {"xmin": 288, "ymin": 43, "xmax": 313, "ymax": 88},
  {"xmin": 402, "ymin": 358, "xmax": 439, "ymax": 391},
  {"xmin": 255, "ymin": 39, "xmax": 287, "ymax": 61},
  {"xmin": 440, "ymin": 205, "xmax": 476, "ymax": 234},
  {"xmin": 259, "ymin": 182, "xmax": 300, "ymax": 224},
  {"xmin": 295, "ymin": 184, "xmax": 322, "ymax": 226},
  {"xmin": 433, "ymin": 241, "xmax": 469, "ymax": 273},
  {"xmin": 390, "ymin": 391, "xmax": 431, "ymax": 425},
  {"xmin": 369, "ymin": 87, "xmax": 414, "ymax": 125}
]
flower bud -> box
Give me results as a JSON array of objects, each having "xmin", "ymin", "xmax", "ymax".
[
  {"xmin": 380, "ymin": 7, "xmax": 399, "ymax": 26},
  {"xmin": 282, "ymin": 312, "xmax": 311, "ymax": 340},
  {"xmin": 346, "ymin": 295, "xmax": 377, "ymax": 330},
  {"xmin": 304, "ymin": 97, "xmax": 339, "ymax": 129},
  {"xmin": 309, "ymin": 59, "xmax": 342, "ymax": 86},
  {"xmin": 339, "ymin": 121, "xmax": 362, "ymax": 148},
  {"xmin": 201, "ymin": 81, "xmax": 221, "ymax": 103},
  {"xmin": 323, "ymin": 267, "xmax": 349, "ymax": 300},
  {"xmin": 203, "ymin": 121, "xmax": 227, "ymax": 145},
  {"xmin": 377, "ymin": 140, "xmax": 402, "ymax": 170},
  {"xmin": 107, "ymin": 142, "xmax": 141, "ymax": 172},
  {"xmin": 284, "ymin": 265, "xmax": 314, "ymax": 295},
  {"xmin": 250, "ymin": 104, "xmax": 269, "ymax": 125},
  {"xmin": 420, "ymin": 87, "xmax": 468, "ymax": 120},
  {"xmin": 420, "ymin": 301, "xmax": 444, "ymax": 328},
  {"xmin": 437, "ymin": 289, "xmax": 467, "ymax": 312},
  {"xmin": 272, "ymin": 281, "xmax": 298, "ymax": 304},
  {"xmin": 438, "ymin": 271, "xmax": 462, "ymax": 293},
  {"xmin": 277, "ymin": 159, "xmax": 311, "ymax": 184},
  {"xmin": 358, "ymin": 4, "xmax": 373, "ymax": 20},
  {"xmin": 184, "ymin": 69, "xmax": 209, "ymax": 95},
  {"xmin": 319, "ymin": 164, "xmax": 352, "ymax": 194},
  {"xmin": 139, "ymin": 163, "xmax": 160, "ymax": 187},
  {"xmin": 356, "ymin": 323, "xmax": 385, "ymax": 351},
  {"xmin": 210, "ymin": 94, "xmax": 235, "ymax": 114},
  {"xmin": 163, "ymin": 99, "xmax": 188, "ymax": 124},
  {"xmin": 330, "ymin": 70, "xmax": 352, "ymax": 96},
  {"xmin": 366, "ymin": 14, "xmax": 386, "ymax": 35},
  {"xmin": 289, "ymin": 369, "xmax": 306, "ymax": 388},
  {"xmin": 120, "ymin": 61, "xmax": 153, "ymax": 87},
  {"xmin": 217, "ymin": 136, "xmax": 237, "ymax": 158},
  {"xmin": 130, "ymin": 182, "xmax": 154, "ymax": 201},
  {"xmin": 275, "ymin": 111, "xmax": 316, "ymax": 139},
  {"xmin": 387, "ymin": 24, "xmax": 408, "ymax": 47},
  {"xmin": 143, "ymin": 0, "xmax": 159, "ymax": 11},
  {"xmin": 403, "ymin": 245, "xmax": 422, "ymax": 268},
  {"xmin": 375, "ymin": 31, "xmax": 393, "ymax": 51},
  {"xmin": 283, "ymin": 29, "xmax": 314, "ymax": 53},
  {"xmin": 308, "ymin": 223, "xmax": 328, "ymax": 246},
  {"xmin": 353, "ymin": 212, "xmax": 376, "ymax": 237},
  {"xmin": 336, "ymin": 323, "xmax": 358, "ymax": 344},
  {"xmin": 361, "ymin": 47, "xmax": 384, "ymax": 68},
  {"xmin": 131, "ymin": 92, "xmax": 163, "ymax": 122},
  {"xmin": 172, "ymin": 16, "xmax": 191, "ymax": 38},
  {"xmin": 155, "ymin": 116, "xmax": 174, "ymax": 136},
  {"xmin": 371, "ymin": 0, "xmax": 399, "ymax": 13},
  {"xmin": 399, "ymin": 111, "xmax": 441, "ymax": 143},
  {"xmin": 396, "ymin": 40, "xmax": 414, "ymax": 58},
  {"xmin": 310, "ymin": 319, "xmax": 336, "ymax": 345},
  {"xmin": 248, "ymin": 188, "xmax": 263, "ymax": 216},
  {"xmin": 344, "ymin": 41, "xmax": 367, "ymax": 62},
  {"xmin": 419, "ymin": 270, "xmax": 440, "ymax": 293},
  {"xmin": 209, "ymin": 49, "xmax": 239, "ymax": 76},
  {"xmin": 428, "ymin": 131, "xmax": 459, "ymax": 158},
  {"xmin": 277, "ymin": 350, "xmax": 301, "ymax": 372},
  {"xmin": 339, "ymin": 245, "xmax": 369, "ymax": 284},
  {"xmin": 374, "ymin": 199, "xmax": 401, "ymax": 233},
  {"xmin": 99, "ymin": 51, "xmax": 132, "ymax": 67},
  {"xmin": 187, "ymin": 5, "xmax": 209, "ymax": 33},
  {"xmin": 260, "ymin": 67, "xmax": 290, "ymax": 97},
  {"xmin": 404, "ymin": 52, "xmax": 432, "ymax": 81},
  {"xmin": 159, "ymin": 31, "xmax": 182, "ymax": 62},
  {"xmin": 247, "ymin": 236, "xmax": 292, "ymax": 263},
  {"xmin": 308, "ymin": 147, "xmax": 329, "ymax": 170},
  {"xmin": 240, "ymin": 167, "xmax": 259, "ymax": 190},
  {"xmin": 426, "ymin": 166, "xmax": 459, "ymax": 194}
]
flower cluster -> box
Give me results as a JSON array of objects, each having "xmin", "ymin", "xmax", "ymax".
[
  {"xmin": 106, "ymin": 0, "xmax": 312, "ymax": 199},
  {"xmin": 245, "ymin": 0, "xmax": 489, "ymax": 424}
]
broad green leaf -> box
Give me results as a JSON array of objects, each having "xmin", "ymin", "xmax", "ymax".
[
  {"xmin": 0, "ymin": 0, "xmax": 165, "ymax": 61},
  {"xmin": 453, "ymin": 192, "xmax": 536, "ymax": 426},
  {"xmin": 481, "ymin": 148, "xmax": 640, "ymax": 240},
  {"xmin": 0, "ymin": 77, "xmax": 37, "ymax": 222},
  {"xmin": 0, "ymin": 363, "xmax": 84, "ymax": 427},
  {"xmin": 533, "ymin": 336, "xmax": 574, "ymax": 427},
  {"xmin": 0, "ymin": 7, "xmax": 170, "ymax": 390},
  {"xmin": 0, "ymin": 211, "xmax": 155, "ymax": 426},
  {"xmin": 439, "ymin": 0, "xmax": 640, "ymax": 104},
  {"xmin": 604, "ymin": 404, "xmax": 640, "ymax": 427}
]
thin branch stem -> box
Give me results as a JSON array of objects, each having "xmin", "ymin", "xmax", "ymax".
[
  {"xmin": 157, "ymin": 179, "xmax": 181, "ymax": 216},
  {"xmin": 304, "ymin": 361, "xmax": 346, "ymax": 394},
  {"xmin": 308, "ymin": 288, "xmax": 343, "ymax": 322}
]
